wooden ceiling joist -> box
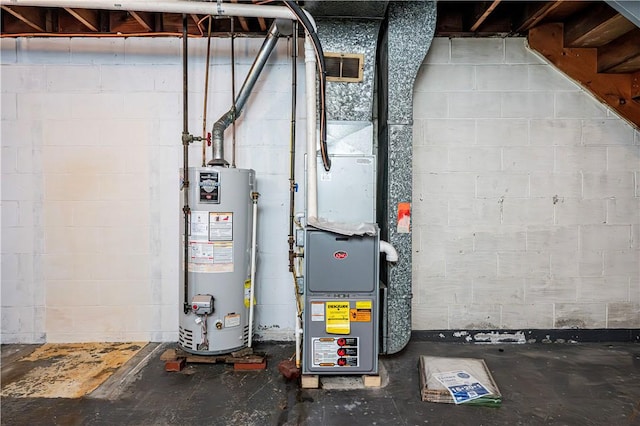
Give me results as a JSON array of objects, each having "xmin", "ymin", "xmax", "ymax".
[
  {"xmin": 1, "ymin": 5, "xmax": 45, "ymax": 32},
  {"xmin": 470, "ymin": 0, "xmax": 501, "ymax": 32},
  {"xmin": 64, "ymin": 7, "xmax": 98, "ymax": 32},
  {"xmin": 564, "ymin": 3, "xmax": 637, "ymax": 47},
  {"xmin": 129, "ymin": 11, "xmax": 154, "ymax": 32},
  {"xmin": 516, "ymin": 1, "xmax": 565, "ymax": 32}
]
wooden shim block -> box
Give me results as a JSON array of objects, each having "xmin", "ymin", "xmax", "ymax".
[
  {"xmin": 363, "ymin": 374, "xmax": 381, "ymax": 388},
  {"xmin": 160, "ymin": 349, "xmax": 177, "ymax": 361},
  {"xmin": 301, "ymin": 375, "xmax": 319, "ymax": 389}
]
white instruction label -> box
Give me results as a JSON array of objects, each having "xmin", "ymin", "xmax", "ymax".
[
  {"xmin": 311, "ymin": 302, "xmax": 324, "ymax": 322},
  {"xmin": 209, "ymin": 212, "xmax": 233, "ymax": 241}
]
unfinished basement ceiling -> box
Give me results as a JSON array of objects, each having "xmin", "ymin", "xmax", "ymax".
[{"xmin": 1, "ymin": 0, "xmax": 639, "ymax": 126}]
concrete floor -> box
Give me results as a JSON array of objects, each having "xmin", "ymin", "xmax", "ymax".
[{"xmin": 2, "ymin": 340, "xmax": 640, "ymax": 425}]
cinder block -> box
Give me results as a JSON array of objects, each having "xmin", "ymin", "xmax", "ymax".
[
  {"xmin": 123, "ymin": 92, "xmax": 181, "ymax": 120},
  {"xmin": 124, "ymin": 38, "xmax": 181, "ymax": 65},
  {"xmin": 476, "ymin": 119, "xmax": 529, "ymax": 146},
  {"xmin": 578, "ymin": 251, "xmax": 604, "ymax": 277},
  {"xmin": 70, "ymin": 38, "xmax": 125, "ymax": 64},
  {"xmin": 2, "ymin": 93, "xmax": 16, "ymax": 120},
  {"xmin": 413, "ymin": 93, "xmax": 448, "ymax": 119},
  {"xmin": 422, "ymin": 119, "xmax": 476, "ymax": 145},
  {"xmin": 451, "ymin": 38, "xmax": 504, "ymax": 64},
  {"xmin": 17, "ymin": 93, "xmax": 72, "ymax": 120},
  {"xmin": 607, "ymin": 302, "xmax": 640, "ymax": 327},
  {"xmin": 1, "ymin": 306, "xmax": 35, "ymax": 334},
  {"xmin": 524, "ymin": 277, "xmax": 578, "ymax": 303},
  {"xmin": 607, "ymin": 198, "xmax": 640, "ymax": 225},
  {"xmin": 1, "ymin": 38, "xmax": 17, "ymax": 64},
  {"xmin": 555, "ymin": 146, "xmax": 607, "ymax": 172},
  {"xmin": 423, "ymin": 37, "xmax": 450, "ymax": 64},
  {"xmin": 550, "ymin": 251, "xmax": 579, "ymax": 277},
  {"xmin": 414, "ymin": 64, "xmax": 475, "ymax": 92},
  {"xmin": 604, "ymin": 250, "xmax": 640, "ymax": 277},
  {"xmin": 413, "ymin": 277, "xmax": 471, "ymax": 305},
  {"xmin": 449, "ymin": 92, "xmax": 501, "ymax": 118},
  {"xmin": 411, "ymin": 305, "xmax": 449, "ymax": 329},
  {"xmin": 46, "ymin": 65, "xmax": 100, "ymax": 92},
  {"xmin": 17, "ymin": 38, "xmax": 70, "ymax": 64},
  {"xmin": 44, "ymin": 226, "xmax": 99, "ymax": 255},
  {"xmin": 583, "ymin": 172, "xmax": 635, "ymax": 199},
  {"xmin": 476, "ymin": 173, "xmax": 529, "ymax": 198},
  {"xmin": 633, "ymin": 225, "xmax": 640, "ymax": 249},
  {"xmin": 0, "ymin": 253, "xmax": 18, "ymax": 283},
  {"xmin": 530, "ymin": 119, "xmax": 582, "ymax": 146},
  {"xmin": 580, "ymin": 225, "xmax": 631, "ymax": 252},
  {"xmin": 446, "ymin": 251, "xmax": 497, "ymax": 278},
  {"xmin": 2, "ymin": 226, "xmax": 34, "ymax": 254},
  {"xmin": 526, "ymin": 226, "xmax": 579, "ymax": 251},
  {"xmin": 505, "ymin": 38, "xmax": 545, "ymax": 65},
  {"xmin": 2, "ymin": 146, "xmax": 16, "ymax": 173},
  {"xmin": 577, "ymin": 277, "xmax": 630, "ymax": 303},
  {"xmin": 1, "ymin": 66, "xmax": 46, "ymax": 93},
  {"xmin": 554, "ymin": 303, "xmax": 606, "ymax": 328},
  {"xmin": 448, "ymin": 304, "xmax": 502, "ymax": 329},
  {"xmin": 1, "ymin": 201, "xmax": 19, "ymax": 228},
  {"xmin": 476, "ymin": 65, "xmax": 528, "ymax": 91},
  {"xmin": 498, "ymin": 251, "xmax": 550, "ymax": 276},
  {"xmin": 530, "ymin": 172, "xmax": 582, "ymax": 198},
  {"xmin": 607, "ymin": 146, "xmax": 640, "ymax": 171},
  {"xmin": 448, "ymin": 199, "xmax": 502, "ymax": 226},
  {"xmin": 556, "ymin": 92, "xmax": 608, "ymax": 119},
  {"xmin": 412, "ymin": 197, "xmax": 448, "ymax": 226},
  {"xmin": 501, "ymin": 303, "xmax": 554, "ymax": 328},
  {"xmin": 420, "ymin": 172, "xmax": 476, "ymax": 198},
  {"xmin": 555, "ymin": 198, "xmax": 606, "ymax": 225},
  {"xmin": 501, "ymin": 92, "xmax": 554, "ymax": 119},
  {"xmin": 502, "ymin": 147, "xmax": 554, "ymax": 172},
  {"xmin": 472, "ymin": 277, "xmax": 525, "ymax": 304},
  {"xmin": 100, "ymin": 65, "xmax": 155, "ymax": 92},
  {"xmin": 473, "ymin": 228, "xmax": 526, "ymax": 252},
  {"xmin": 582, "ymin": 119, "xmax": 635, "ymax": 146},
  {"xmin": 528, "ymin": 65, "xmax": 578, "ymax": 91},
  {"xmin": 448, "ymin": 147, "xmax": 501, "ymax": 172}
]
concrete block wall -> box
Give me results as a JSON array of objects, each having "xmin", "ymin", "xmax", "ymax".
[
  {"xmin": 412, "ymin": 38, "xmax": 640, "ymax": 331},
  {"xmin": 1, "ymin": 36, "xmax": 302, "ymax": 343}
]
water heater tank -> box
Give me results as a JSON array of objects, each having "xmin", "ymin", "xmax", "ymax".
[{"xmin": 179, "ymin": 166, "xmax": 255, "ymax": 355}]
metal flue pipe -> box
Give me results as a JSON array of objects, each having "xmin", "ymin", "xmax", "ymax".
[{"xmin": 209, "ymin": 21, "xmax": 281, "ymax": 166}]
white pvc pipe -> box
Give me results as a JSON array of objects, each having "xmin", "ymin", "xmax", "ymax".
[
  {"xmin": 248, "ymin": 195, "xmax": 258, "ymax": 347},
  {"xmin": 305, "ymin": 37, "xmax": 318, "ymax": 220},
  {"xmin": 295, "ymin": 311, "xmax": 302, "ymax": 368},
  {"xmin": 0, "ymin": 0, "xmax": 317, "ymax": 29},
  {"xmin": 380, "ymin": 240, "xmax": 399, "ymax": 263}
]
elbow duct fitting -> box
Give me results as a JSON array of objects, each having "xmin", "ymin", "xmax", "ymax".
[{"xmin": 380, "ymin": 240, "xmax": 398, "ymax": 263}]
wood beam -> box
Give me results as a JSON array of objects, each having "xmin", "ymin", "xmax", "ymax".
[
  {"xmin": 470, "ymin": 0, "xmax": 501, "ymax": 32},
  {"xmin": 517, "ymin": 1, "xmax": 565, "ymax": 32},
  {"xmin": 64, "ymin": 7, "xmax": 98, "ymax": 32},
  {"xmin": 129, "ymin": 11, "xmax": 154, "ymax": 32},
  {"xmin": 529, "ymin": 23, "xmax": 640, "ymax": 129},
  {"xmin": 564, "ymin": 3, "xmax": 636, "ymax": 47},
  {"xmin": 632, "ymin": 71, "xmax": 640, "ymax": 101},
  {"xmin": 598, "ymin": 28, "xmax": 640, "ymax": 74},
  {"xmin": 1, "ymin": 5, "xmax": 45, "ymax": 32}
]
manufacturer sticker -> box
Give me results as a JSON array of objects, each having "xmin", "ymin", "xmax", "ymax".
[{"xmin": 333, "ymin": 251, "xmax": 348, "ymax": 260}]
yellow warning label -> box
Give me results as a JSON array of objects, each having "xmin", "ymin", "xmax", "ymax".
[
  {"xmin": 326, "ymin": 301, "xmax": 350, "ymax": 334},
  {"xmin": 356, "ymin": 300, "xmax": 372, "ymax": 309},
  {"xmin": 350, "ymin": 308, "xmax": 372, "ymax": 322}
]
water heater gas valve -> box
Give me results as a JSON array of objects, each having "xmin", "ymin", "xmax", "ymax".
[{"xmin": 191, "ymin": 294, "xmax": 214, "ymax": 315}]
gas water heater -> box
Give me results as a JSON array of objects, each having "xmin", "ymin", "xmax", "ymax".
[{"xmin": 179, "ymin": 166, "xmax": 256, "ymax": 355}]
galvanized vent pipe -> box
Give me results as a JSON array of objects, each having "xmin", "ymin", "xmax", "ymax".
[{"xmin": 209, "ymin": 21, "xmax": 282, "ymax": 166}]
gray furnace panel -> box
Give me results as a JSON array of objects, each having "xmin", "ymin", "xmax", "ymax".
[{"xmin": 306, "ymin": 230, "xmax": 376, "ymax": 293}]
